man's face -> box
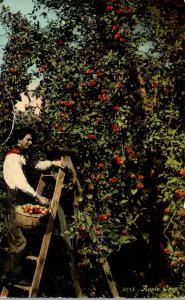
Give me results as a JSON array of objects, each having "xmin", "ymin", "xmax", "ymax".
[{"xmin": 18, "ymin": 134, "xmax": 33, "ymax": 150}]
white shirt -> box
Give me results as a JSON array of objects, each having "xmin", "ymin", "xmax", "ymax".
[{"xmin": 3, "ymin": 153, "xmax": 52, "ymax": 198}]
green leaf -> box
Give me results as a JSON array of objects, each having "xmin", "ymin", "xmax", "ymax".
[{"xmin": 131, "ymin": 189, "xmax": 138, "ymax": 195}]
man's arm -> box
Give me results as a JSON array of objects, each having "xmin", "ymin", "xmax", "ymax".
[
  {"xmin": 3, "ymin": 154, "xmax": 49, "ymax": 206},
  {"xmin": 35, "ymin": 156, "xmax": 67, "ymax": 170}
]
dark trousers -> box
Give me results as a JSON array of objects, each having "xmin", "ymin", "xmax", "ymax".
[{"xmin": 1, "ymin": 189, "xmax": 27, "ymax": 279}]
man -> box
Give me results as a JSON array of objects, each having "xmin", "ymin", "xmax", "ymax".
[{"xmin": 1, "ymin": 127, "xmax": 67, "ymax": 286}]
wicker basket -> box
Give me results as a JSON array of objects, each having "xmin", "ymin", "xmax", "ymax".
[{"xmin": 15, "ymin": 204, "xmax": 49, "ymax": 230}]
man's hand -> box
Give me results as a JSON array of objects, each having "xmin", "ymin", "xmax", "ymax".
[
  {"xmin": 52, "ymin": 156, "xmax": 68, "ymax": 169},
  {"xmin": 35, "ymin": 194, "xmax": 50, "ymax": 207}
]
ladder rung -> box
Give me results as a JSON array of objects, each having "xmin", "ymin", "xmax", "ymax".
[
  {"xmin": 0, "ymin": 286, "xmax": 9, "ymax": 298},
  {"xmin": 13, "ymin": 285, "xmax": 31, "ymax": 292},
  {"xmin": 26, "ymin": 255, "xmax": 39, "ymax": 261}
]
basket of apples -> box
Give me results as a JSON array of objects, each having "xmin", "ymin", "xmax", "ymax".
[{"xmin": 15, "ymin": 204, "xmax": 50, "ymax": 230}]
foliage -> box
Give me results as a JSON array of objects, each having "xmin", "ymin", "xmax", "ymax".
[{"xmin": 0, "ymin": 0, "xmax": 185, "ymax": 296}]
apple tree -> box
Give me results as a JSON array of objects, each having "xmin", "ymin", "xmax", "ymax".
[{"xmin": 0, "ymin": 0, "xmax": 185, "ymax": 296}]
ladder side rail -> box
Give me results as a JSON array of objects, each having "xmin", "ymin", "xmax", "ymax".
[
  {"xmin": 64, "ymin": 156, "xmax": 82, "ymax": 249},
  {"xmin": 73, "ymin": 189, "xmax": 81, "ymax": 250},
  {"xmin": 64, "ymin": 156, "xmax": 82, "ymax": 195},
  {"xmin": 85, "ymin": 215, "xmax": 120, "ymax": 298},
  {"xmin": 36, "ymin": 175, "xmax": 45, "ymax": 195},
  {"xmin": 0, "ymin": 286, "xmax": 9, "ymax": 298},
  {"xmin": 29, "ymin": 169, "xmax": 65, "ymax": 298},
  {"xmin": 36, "ymin": 174, "xmax": 58, "ymax": 195},
  {"xmin": 64, "ymin": 156, "xmax": 120, "ymax": 298},
  {"xmin": 58, "ymin": 157, "xmax": 85, "ymax": 297},
  {"xmin": 0, "ymin": 174, "xmax": 48, "ymax": 298},
  {"xmin": 58, "ymin": 204, "xmax": 73, "ymax": 250},
  {"xmin": 58, "ymin": 205, "xmax": 84, "ymax": 298}
]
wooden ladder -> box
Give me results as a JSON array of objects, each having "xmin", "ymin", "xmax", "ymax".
[
  {"xmin": 1, "ymin": 163, "xmax": 65, "ymax": 298},
  {"xmin": 1, "ymin": 152, "xmax": 119, "ymax": 298}
]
